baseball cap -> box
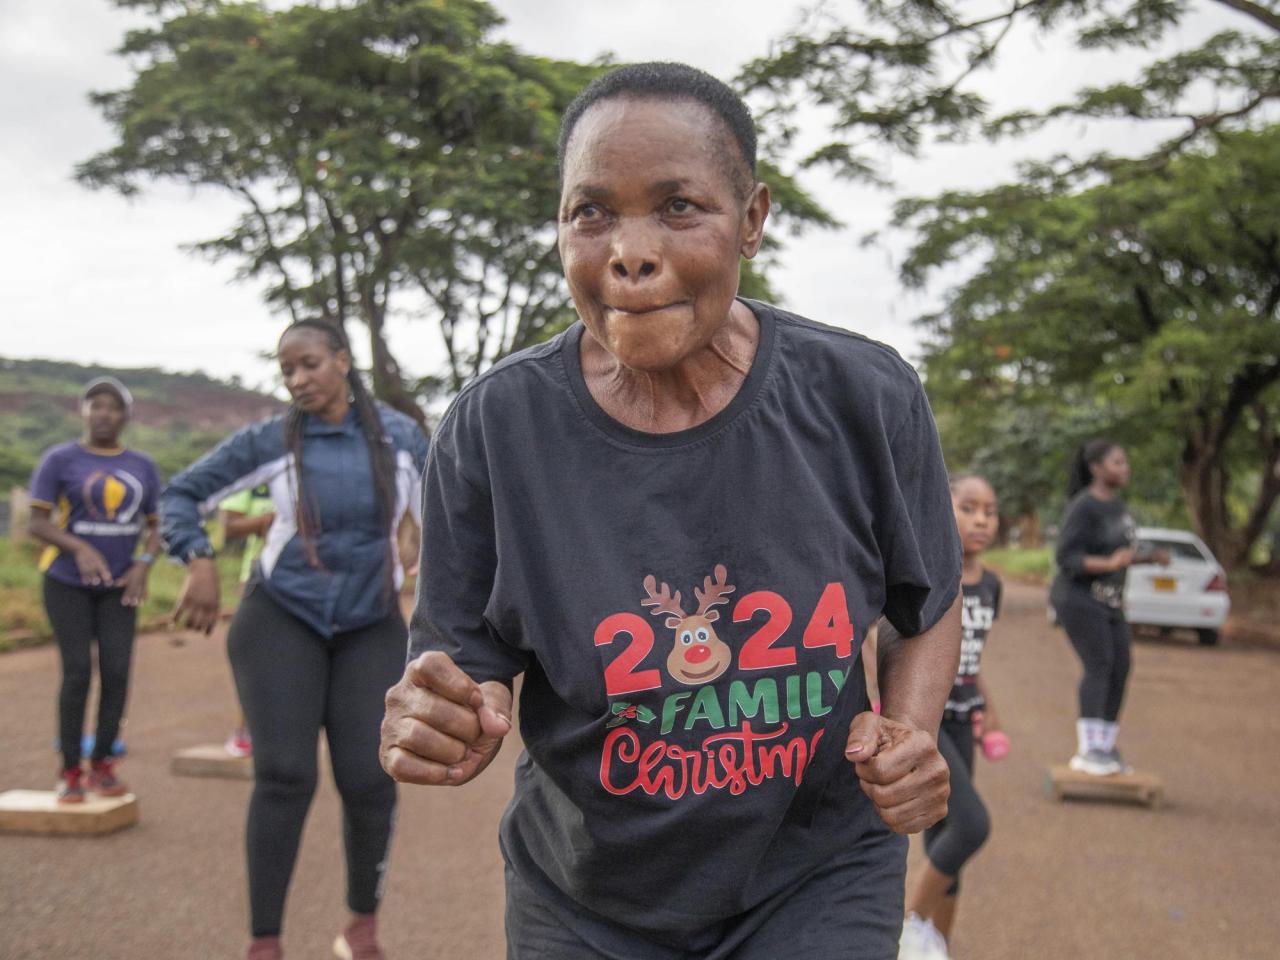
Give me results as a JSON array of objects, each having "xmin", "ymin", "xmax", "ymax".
[{"xmin": 82, "ymin": 376, "xmax": 134, "ymax": 412}]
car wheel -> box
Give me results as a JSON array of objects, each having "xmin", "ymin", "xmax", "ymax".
[{"xmin": 1197, "ymin": 628, "xmax": 1219, "ymax": 646}]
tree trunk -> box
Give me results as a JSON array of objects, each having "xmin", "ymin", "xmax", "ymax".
[
  {"xmin": 1236, "ymin": 448, "xmax": 1280, "ymax": 567},
  {"xmin": 1181, "ymin": 443, "xmax": 1231, "ymax": 562},
  {"xmin": 1018, "ymin": 512, "xmax": 1042, "ymax": 548},
  {"xmin": 1179, "ymin": 437, "xmax": 1278, "ymax": 569},
  {"xmin": 366, "ymin": 311, "xmax": 430, "ymax": 435}
]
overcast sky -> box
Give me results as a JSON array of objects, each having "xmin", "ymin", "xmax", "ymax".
[{"xmin": 0, "ymin": 0, "xmax": 1237, "ymax": 395}]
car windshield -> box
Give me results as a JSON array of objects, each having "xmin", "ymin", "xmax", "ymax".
[{"xmin": 1139, "ymin": 538, "xmax": 1209, "ymax": 562}]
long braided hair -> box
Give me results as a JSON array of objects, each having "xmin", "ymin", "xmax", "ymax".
[
  {"xmin": 279, "ymin": 320, "xmax": 399, "ymax": 595},
  {"xmin": 1066, "ymin": 438, "xmax": 1119, "ymax": 498}
]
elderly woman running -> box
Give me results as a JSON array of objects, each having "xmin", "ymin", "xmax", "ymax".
[{"xmin": 381, "ymin": 62, "xmax": 963, "ymax": 960}]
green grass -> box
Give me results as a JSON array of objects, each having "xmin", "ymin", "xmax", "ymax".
[
  {"xmin": 0, "ymin": 536, "xmax": 243, "ymax": 650},
  {"xmin": 981, "ymin": 545, "xmax": 1054, "ymax": 584}
]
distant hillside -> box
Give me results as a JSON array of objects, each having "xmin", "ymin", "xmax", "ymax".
[{"xmin": 0, "ymin": 357, "xmax": 284, "ymax": 495}]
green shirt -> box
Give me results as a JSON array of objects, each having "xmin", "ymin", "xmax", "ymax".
[{"xmin": 220, "ymin": 484, "xmax": 275, "ymax": 584}]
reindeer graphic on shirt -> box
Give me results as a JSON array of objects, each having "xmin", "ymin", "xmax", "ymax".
[{"xmin": 642, "ymin": 564, "xmax": 736, "ymax": 686}]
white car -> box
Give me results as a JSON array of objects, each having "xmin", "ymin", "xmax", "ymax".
[{"xmin": 1124, "ymin": 527, "xmax": 1231, "ymax": 645}]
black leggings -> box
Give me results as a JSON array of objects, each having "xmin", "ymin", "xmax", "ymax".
[
  {"xmin": 227, "ymin": 585, "xmax": 406, "ymax": 937},
  {"xmin": 1054, "ymin": 587, "xmax": 1131, "ymax": 721},
  {"xmin": 43, "ymin": 575, "xmax": 137, "ymax": 770},
  {"xmin": 923, "ymin": 719, "xmax": 989, "ymax": 894}
]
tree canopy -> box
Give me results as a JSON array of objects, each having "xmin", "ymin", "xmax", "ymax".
[
  {"xmin": 79, "ymin": 0, "xmax": 590, "ymax": 421},
  {"xmin": 741, "ymin": 0, "xmax": 1279, "ymax": 186},
  {"xmin": 80, "ymin": 0, "xmax": 834, "ymax": 420},
  {"xmin": 744, "ymin": 0, "xmax": 1280, "ymax": 564},
  {"xmin": 904, "ymin": 127, "xmax": 1280, "ymax": 564}
]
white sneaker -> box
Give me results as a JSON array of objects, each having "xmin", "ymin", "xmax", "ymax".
[
  {"xmin": 899, "ymin": 912, "xmax": 951, "ymax": 960},
  {"xmin": 1106, "ymin": 747, "xmax": 1134, "ymax": 774},
  {"xmin": 224, "ymin": 729, "xmax": 252, "ymax": 758},
  {"xmin": 1068, "ymin": 749, "xmax": 1122, "ymax": 776}
]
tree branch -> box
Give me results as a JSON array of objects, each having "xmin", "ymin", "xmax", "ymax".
[
  {"xmin": 1157, "ymin": 84, "xmax": 1280, "ymax": 156},
  {"xmin": 1213, "ymin": 360, "xmax": 1280, "ymax": 454},
  {"xmin": 508, "ymin": 243, "xmax": 564, "ymax": 351},
  {"xmin": 319, "ymin": 193, "xmax": 353, "ymax": 332},
  {"xmin": 1238, "ymin": 401, "xmax": 1280, "ymax": 559},
  {"xmin": 1210, "ymin": 0, "xmax": 1280, "ymax": 34},
  {"xmin": 866, "ymin": 0, "xmax": 1051, "ymax": 50},
  {"xmin": 235, "ymin": 185, "xmax": 302, "ymax": 325},
  {"xmin": 415, "ymin": 269, "xmax": 464, "ymax": 392}
]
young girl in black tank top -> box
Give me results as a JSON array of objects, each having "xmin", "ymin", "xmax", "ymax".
[{"xmin": 899, "ymin": 475, "xmax": 1010, "ymax": 960}]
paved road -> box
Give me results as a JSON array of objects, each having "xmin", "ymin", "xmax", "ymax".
[{"xmin": 2, "ymin": 581, "xmax": 1278, "ymax": 959}]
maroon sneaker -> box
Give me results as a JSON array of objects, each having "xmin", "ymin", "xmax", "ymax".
[
  {"xmin": 246, "ymin": 936, "xmax": 283, "ymax": 960},
  {"xmin": 87, "ymin": 758, "xmax": 129, "ymax": 797},
  {"xmin": 333, "ymin": 914, "xmax": 384, "ymax": 959},
  {"xmin": 56, "ymin": 767, "xmax": 86, "ymax": 804}
]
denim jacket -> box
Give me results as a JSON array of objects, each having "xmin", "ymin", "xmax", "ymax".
[{"xmin": 161, "ymin": 405, "xmax": 428, "ymax": 638}]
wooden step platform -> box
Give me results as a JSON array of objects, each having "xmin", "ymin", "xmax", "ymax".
[
  {"xmin": 1046, "ymin": 765, "xmax": 1164, "ymax": 809},
  {"xmin": 170, "ymin": 744, "xmax": 254, "ymax": 781},
  {"xmin": 0, "ymin": 790, "xmax": 139, "ymax": 835}
]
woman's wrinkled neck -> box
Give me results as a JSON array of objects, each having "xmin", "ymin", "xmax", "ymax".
[{"xmin": 581, "ymin": 303, "xmax": 759, "ymax": 434}]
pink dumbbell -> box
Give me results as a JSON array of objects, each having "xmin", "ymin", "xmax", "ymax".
[{"xmin": 981, "ymin": 730, "xmax": 1010, "ymax": 761}]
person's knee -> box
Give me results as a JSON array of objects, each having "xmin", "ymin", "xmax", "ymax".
[
  {"xmin": 333, "ymin": 764, "xmax": 395, "ymax": 811},
  {"xmin": 255, "ymin": 760, "xmax": 318, "ymax": 801},
  {"xmin": 60, "ymin": 666, "xmax": 92, "ymax": 696},
  {"xmin": 956, "ymin": 800, "xmax": 991, "ymax": 858},
  {"xmin": 962, "ymin": 803, "xmax": 988, "ymax": 855},
  {"xmin": 97, "ymin": 658, "xmax": 132, "ymax": 693},
  {"xmin": 1071, "ymin": 637, "xmax": 1112, "ymax": 675},
  {"xmin": 1092, "ymin": 636, "xmax": 1116, "ymax": 670},
  {"xmin": 1084, "ymin": 657, "xmax": 1115, "ymax": 692},
  {"xmin": 1111, "ymin": 662, "xmax": 1130, "ymax": 689}
]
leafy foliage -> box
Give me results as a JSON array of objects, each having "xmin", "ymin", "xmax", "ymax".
[
  {"xmin": 744, "ymin": 1, "xmax": 1279, "ymax": 565},
  {"xmin": 79, "ymin": 0, "xmax": 595, "ymax": 414},
  {"xmin": 902, "ymin": 128, "xmax": 1280, "ymax": 563},
  {"xmin": 741, "ymin": 0, "xmax": 1279, "ymax": 185},
  {"xmin": 80, "ymin": 0, "xmax": 834, "ymax": 411}
]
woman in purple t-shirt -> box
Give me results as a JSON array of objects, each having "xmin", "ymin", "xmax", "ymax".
[{"xmin": 28, "ymin": 377, "xmax": 162, "ymax": 803}]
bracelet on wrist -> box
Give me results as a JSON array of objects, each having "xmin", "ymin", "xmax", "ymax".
[
  {"xmin": 137, "ymin": 552, "xmax": 156, "ymax": 566},
  {"xmin": 185, "ymin": 544, "xmax": 217, "ymax": 564}
]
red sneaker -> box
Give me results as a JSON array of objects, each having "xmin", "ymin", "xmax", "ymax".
[
  {"xmin": 333, "ymin": 914, "xmax": 384, "ymax": 959},
  {"xmin": 87, "ymin": 758, "xmax": 129, "ymax": 797},
  {"xmin": 56, "ymin": 767, "xmax": 86, "ymax": 804},
  {"xmin": 246, "ymin": 936, "xmax": 283, "ymax": 960}
]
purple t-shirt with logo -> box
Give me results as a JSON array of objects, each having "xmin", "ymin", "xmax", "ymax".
[{"xmin": 29, "ymin": 442, "xmax": 162, "ymax": 586}]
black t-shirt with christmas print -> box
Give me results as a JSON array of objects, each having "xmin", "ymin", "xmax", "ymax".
[
  {"xmin": 945, "ymin": 568, "xmax": 1002, "ymax": 722},
  {"xmin": 410, "ymin": 299, "xmax": 962, "ymax": 938}
]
